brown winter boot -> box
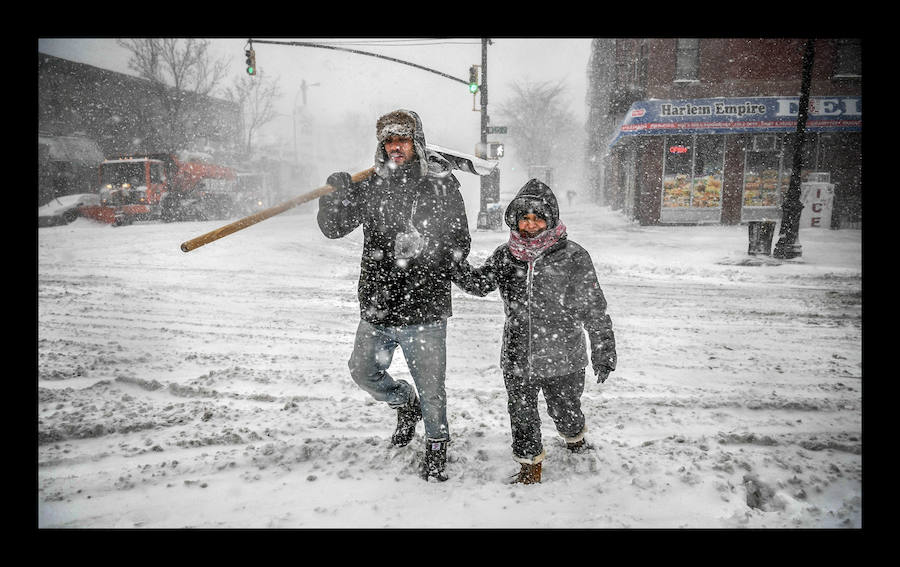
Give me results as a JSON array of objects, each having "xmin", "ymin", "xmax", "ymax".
[
  {"xmin": 514, "ymin": 462, "xmax": 542, "ymax": 484},
  {"xmin": 566, "ymin": 439, "xmax": 592, "ymax": 453},
  {"xmin": 511, "ymin": 450, "xmax": 545, "ymax": 484},
  {"xmin": 564, "ymin": 426, "xmax": 590, "ymax": 453}
]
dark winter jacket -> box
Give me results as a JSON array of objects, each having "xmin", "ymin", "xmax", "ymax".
[
  {"xmin": 453, "ymin": 179, "xmax": 617, "ymax": 378},
  {"xmin": 317, "ymin": 110, "xmax": 471, "ymax": 327}
]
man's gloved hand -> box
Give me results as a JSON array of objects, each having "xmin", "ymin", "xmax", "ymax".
[
  {"xmin": 327, "ymin": 172, "xmax": 352, "ymax": 193},
  {"xmin": 322, "ymin": 172, "xmax": 355, "ymax": 207},
  {"xmin": 595, "ymin": 366, "xmax": 612, "ymax": 384}
]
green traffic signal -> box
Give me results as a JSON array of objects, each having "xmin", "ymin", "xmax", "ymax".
[
  {"xmin": 245, "ymin": 49, "xmax": 256, "ymax": 76},
  {"xmin": 468, "ymin": 65, "xmax": 478, "ymax": 93}
]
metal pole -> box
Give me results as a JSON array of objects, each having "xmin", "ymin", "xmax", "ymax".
[
  {"xmin": 250, "ymin": 39, "xmax": 470, "ymax": 87},
  {"xmin": 477, "ymin": 38, "xmax": 501, "ymax": 230},
  {"xmin": 481, "ymin": 38, "xmax": 488, "ymax": 147},
  {"xmin": 773, "ymin": 39, "xmax": 816, "ymax": 260}
]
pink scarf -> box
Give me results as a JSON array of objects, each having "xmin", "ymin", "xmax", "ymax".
[{"xmin": 508, "ymin": 223, "xmax": 567, "ymax": 263}]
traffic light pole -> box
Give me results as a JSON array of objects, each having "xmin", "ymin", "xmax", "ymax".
[
  {"xmin": 477, "ymin": 38, "xmax": 502, "ymax": 230},
  {"xmin": 248, "ymin": 39, "xmax": 471, "ymax": 87}
]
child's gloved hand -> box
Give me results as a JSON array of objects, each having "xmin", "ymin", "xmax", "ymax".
[{"xmin": 595, "ymin": 367, "xmax": 611, "ymax": 384}]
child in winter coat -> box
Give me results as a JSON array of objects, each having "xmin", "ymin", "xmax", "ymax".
[{"xmin": 452, "ymin": 179, "xmax": 617, "ymax": 484}]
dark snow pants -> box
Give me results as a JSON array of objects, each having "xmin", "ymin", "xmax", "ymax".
[{"xmin": 504, "ymin": 370, "xmax": 586, "ymax": 463}]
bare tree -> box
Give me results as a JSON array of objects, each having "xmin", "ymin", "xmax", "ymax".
[
  {"xmin": 225, "ymin": 72, "xmax": 281, "ymax": 158},
  {"xmin": 117, "ymin": 38, "xmax": 228, "ymax": 150},
  {"xmin": 495, "ymin": 81, "xmax": 582, "ymax": 173}
]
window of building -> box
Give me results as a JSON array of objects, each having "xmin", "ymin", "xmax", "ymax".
[
  {"xmin": 742, "ymin": 141, "xmax": 788, "ymax": 208},
  {"xmin": 834, "ymin": 39, "xmax": 861, "ymax": 78},
  {"xmin": 150, "ymin": 162, "xmax": 165, "ymax": 184},
  {"xmin": 634, "ymin": 42, "xmax": 649, "ymax": 91},
  {"xmin": 675, "ymin": 39, "xmax": 700, "ymax": 82},
  {"xmin": 662, "ymin": 134, "xmax": 723, "ymax": 209}
]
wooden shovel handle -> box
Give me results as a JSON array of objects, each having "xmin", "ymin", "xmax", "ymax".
[{"xmin": 180, "ymin": 167, "xmax": 375, "ymax": 253}]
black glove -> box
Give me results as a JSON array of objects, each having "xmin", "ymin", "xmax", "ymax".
[
  {"xmin": 322, "ymin": 172, "xmax": 355, "ymax": 207},
  {"xmin": 595, "ymin": 366, "xmax": 612, "ymax": 384},
  {"xmin": 326, "ymin": 172, "xmax": 352, "ymax": 193}
]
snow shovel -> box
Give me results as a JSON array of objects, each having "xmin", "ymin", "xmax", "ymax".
[{"xmin": 179, "ymin": 145, "xmax": 497, "ymax": 253}]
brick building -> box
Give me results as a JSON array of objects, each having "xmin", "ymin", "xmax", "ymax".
[
  {"xmin": 586, "ymin": 39, "xmax": 862, "ymax": 227},
  {"xmin": 38, "ymin": 52, "xmax": 241, "ymax": 204}
]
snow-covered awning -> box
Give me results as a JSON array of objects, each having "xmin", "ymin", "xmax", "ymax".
[
  {"xmin": 38, "ymin": 135, "xmax": 104, "ymax": 165},
  {"xmin": 608, "ymin": 96, "xmax": 861, "ymax": 150}
]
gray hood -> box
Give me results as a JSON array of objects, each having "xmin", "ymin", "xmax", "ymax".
[{"xmin": 504, "ymin": 178, "xmax": 561, "ymax": 230}]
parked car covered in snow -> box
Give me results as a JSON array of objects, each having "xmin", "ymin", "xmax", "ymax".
[{"xmin": 38, "ymin": 193, "xmax": 100, "ymax": 227}]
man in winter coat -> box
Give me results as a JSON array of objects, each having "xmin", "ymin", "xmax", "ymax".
[
  {"xmin": 452, "ymin": 179, "xmax": 616, "ymax": 484},
  {"xmin": 317, "ymin": 109, "xmax": 471, "ymax": 482}
]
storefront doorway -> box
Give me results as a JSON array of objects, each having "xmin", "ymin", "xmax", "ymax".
[{"xmin": 741, "ymin": 135, "xmax": 789, "ymax": 222}]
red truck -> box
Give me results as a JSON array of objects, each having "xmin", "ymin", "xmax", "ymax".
[{"xmin": 80, "ymin": 152, "xmax": 240, "ymax": 226}]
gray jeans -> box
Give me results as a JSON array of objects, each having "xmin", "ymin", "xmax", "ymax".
[{"xmin": 348, "ymin": 319, "xmax": 449, "ymax": 441}]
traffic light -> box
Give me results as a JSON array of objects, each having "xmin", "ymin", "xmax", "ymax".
[
  {"xmin": 245, "ymin": 49, "xmax": 256, "ymax": 76},
  {"xmin": 468, "ymin": 65, "xmax": 479, "ymax": 94}
]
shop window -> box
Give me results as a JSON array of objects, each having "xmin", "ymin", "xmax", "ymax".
[
  {"xmin": 834, "ymin": 39, "xmax": 861, "ymax": 78},
  {"xmin": 742, "ymin": 143, "xmax": 788, "ymax": 208},
  {"xmin": 662, "ymin": 135, "xmax": 723, "ymax": 209},
  {"xmin": 674, "ymin": 39, "xmax": 700, "ymax": 82}
]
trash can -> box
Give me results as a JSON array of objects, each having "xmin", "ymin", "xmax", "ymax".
[{"xmin": 747, "ymin": 220, "xmax": 776, "ymax": 256}]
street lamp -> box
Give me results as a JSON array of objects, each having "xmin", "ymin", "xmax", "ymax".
[
  {"xmin": 292, "ymin": 79, "xmax": 320, "ymax": 166},
  {"xmin": 772, "ymin": 39, "xmax": 815, "ymax": 260}
]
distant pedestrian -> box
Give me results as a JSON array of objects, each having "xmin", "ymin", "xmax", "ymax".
[{"xmin": 453, "ymin": 179, "xmax": 616, "ymax": 484}]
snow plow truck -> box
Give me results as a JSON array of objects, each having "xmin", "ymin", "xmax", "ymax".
[{"xmin": 80, "ymin": 152, "xmax": 243, "ymax": 226}]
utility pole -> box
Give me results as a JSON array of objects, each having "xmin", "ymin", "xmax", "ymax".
[
  {"xmin": 773, "ymin": 39, "xmax": 815, "ymax": 260},
  {"xmin": 477, "ymin": 38, "xmax": 502, "ymax": 230}
]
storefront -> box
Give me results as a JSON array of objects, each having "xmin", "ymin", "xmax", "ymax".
[{"xmin": 606, "ymin": 96, "xmax": 861, "ymax": 226}]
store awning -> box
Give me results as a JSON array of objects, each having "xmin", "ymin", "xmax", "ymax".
[
  {"xmin": 608, "ymin": 96, "xmax": 861, "ymax": 150},
  {"xmin": 38, "ymin": 134, "xmax": 104, "ymax": 165}
]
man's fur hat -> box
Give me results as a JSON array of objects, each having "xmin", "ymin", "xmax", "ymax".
[{"xmin": 376, "ymin": 110, "xmax": 418, "ymax": 143}]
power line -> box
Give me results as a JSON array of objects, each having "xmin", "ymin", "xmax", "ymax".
[{"xmin": 298, "ymin": 39, "xmax": 481, "ymax": 48}]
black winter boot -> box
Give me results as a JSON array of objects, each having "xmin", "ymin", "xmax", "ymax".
[
  {"xmin": 390, "ymin": 398, "xmax": 422, "ymax": 447},
  {"xmin": 420, "ymin": 439, "xmax": 449, "ymax": 482}
]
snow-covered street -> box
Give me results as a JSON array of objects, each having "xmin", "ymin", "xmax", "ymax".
[{"xmin": 37, "ymin": 197, "xmax": 862, "ymax": 529}]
